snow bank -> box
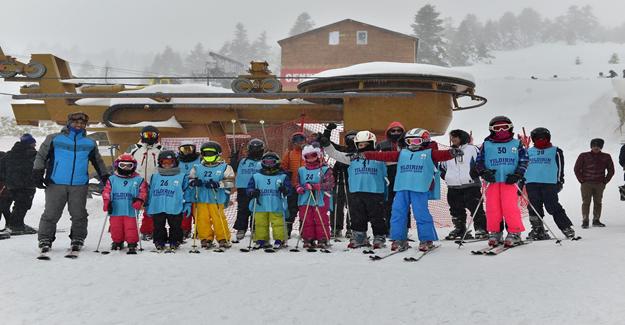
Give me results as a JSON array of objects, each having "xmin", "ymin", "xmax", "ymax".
[{"xmin": 304, "ymin": 61, "xmax": 476, "ymax": 84}]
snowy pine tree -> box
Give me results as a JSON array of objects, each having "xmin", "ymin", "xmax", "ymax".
[
  {"xmin": 184, "ymin": 43, "xmax": 209, "ymax": 76},
  {"xmin": 609, "ymin": 53, "xmax": 620, "ymax": 64},
  {"xmin": 289, "ymin": 12, "xmax": 315, "ymax": 36},
  {"xmin": 447, "ymin": 14, "xmax": 488, "ymax": 66},
  {"xmin": 517, "ymin": 8, "xmax": 543, "ymax": 47},
  {"xmin": 411, "ymin": 4, "xmax": 449, "ymax": 66},
  {"xmin": 251, "ymin": 31, "xmax": 272, "ymax": 61},
  {"xmin": 575, "ymin": 56, "xmax": 582, "ymax": 65},
  {"xmin": 498, "ymin": 12, "xmax": 522, "ymax": 50},
  {"xmin": 220, "ymin": 23, "xmax": 251, "ymax": 64}
]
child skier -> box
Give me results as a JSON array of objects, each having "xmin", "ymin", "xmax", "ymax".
[
  {"xmin": 146, "ymin": 150, "xmax": 192, "ymax": 251},
  {"xmin": 321, "ymin": 131, "xmax": 388, "ymax": 249},
  {"xmin": 177, "ymin": 141, "xmax": 200, "ymax": 238},
  {"xmin": 439, "ymin": 129, "xmax": 488, "ymax": 240},
  {"xmin": 188, "ymin": 141, "xmax": 235, "ymax": 250},
  {"xmin": 231, "ymin": 139, "xmax": 264, "ymax": 241},
  {"xmin": 102, "ymin": 154, "xmax": 148, "ymax": 254},
  {"xmin": 247, "ymin": 152, "xmax": 291, "ymax": 250},
  {"xmin": 295, "ymin": 145, "xmax": 335, "ymax": 249},
  {"xmin": 476, "ymin": 116, "xmax": 529, "ymax": 247},
  {"xmin": 364, "ymin": 128, "xmax": 461, "ymax": 251},
  {"xmin": 524, "ymin": 127, "xmax": 576, "ymax": 240}
]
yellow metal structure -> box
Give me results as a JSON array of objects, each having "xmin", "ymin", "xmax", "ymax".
[{"xmin": 231, "ymin": 61, "xmax": 282, "ymax": 93}]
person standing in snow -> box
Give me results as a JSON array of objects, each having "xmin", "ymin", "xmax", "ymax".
[
  {"xmin": 231, "ymin": 139, "xmax": 264, "ymax": 241},
  {"xmin": 177, "ymin": 141, "xmax": 201, "ymax": 238},
  {"xmin": 574, "ymin": 138, "xmax": 614, "ymax": 228},
  {"xmin": 0, "ymin": 134, "xmax": 38, "ymax": 236},
  {"xmin": 127, "ymin": 125, "xmax": 163, "ymax": 240},
  {"xmin": 439, "ymin": 129, "xmax": 488, "ymax": 240},
  {"xmin": 365, "ymin": 128, "xmax": 460, "ymax": 252},
  {"xmin": 281, "ymin": 132, "xmax": 307, "ymax": 237},
  {"xmin": 101, "ymin": 154, "xmax": 148, "ymax": 253},
  {"xmin": 321, "ymin": 131, "xmax": 388, "ymax": 249},
  {"xmin": 376, "ymin": 121, "xmax": 406, "ymax": 234},
  {"xmin": 33, "ymin": 112, "xmax": 109, "ymax": 252},
  {"xmin": 524, "ymin": 127, "xmax": 576, "ymax": 240},
  {"xmin": 476, "ymin": 116, "xmax": 528, "ymax": 248},
  {"xmin": 0, "ymin": 151, "xmax": 11, "ymax": 240}
]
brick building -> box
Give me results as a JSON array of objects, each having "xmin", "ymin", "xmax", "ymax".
[{"xmin": 278, "ymin": 19, "xmax": 419, "ymax": 90}]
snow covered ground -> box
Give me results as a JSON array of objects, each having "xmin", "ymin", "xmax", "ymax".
[{"xmin": 2, "ymin": 42, "xmax": 625, "ymax": 324}]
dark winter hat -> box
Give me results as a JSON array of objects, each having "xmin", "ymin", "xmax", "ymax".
[
  {"xmin": 590, "ymin": 138, "xmax": 604, "ymax": 149},
  {"xmin": 20, "ymin": 133, "xmax": 36, "ymax": 145},
  {"xmin": 449, "ymin": 129, "xmax": 470, "ymax": 145}
]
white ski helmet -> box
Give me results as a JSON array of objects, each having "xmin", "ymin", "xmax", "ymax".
[
  {"xmin": 404, "ymin": 128, "xmax": 431, "ymax": 149},
  {"xmin": 353, "ymin": 131, "xmax": 377, "ymax": 149},
  {"xmin": 301, "ymin": 145, "xmax": 322, "ymax": 161}
]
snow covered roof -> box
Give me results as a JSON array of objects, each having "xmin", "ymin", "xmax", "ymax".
[
  {"xmin": 109, "ymin": 116, "xmax": 183, "ymax": 128},
  {"xmin": 278, "ymin": 19, "xmax": 417, "ymax": 44},
  {"xmin": 302, "ymin": 62, "xmax": 476, "ymax": 85},
  {"xmin": 75, "ymin": 83, "xmax": 291, "ymax": 106}
]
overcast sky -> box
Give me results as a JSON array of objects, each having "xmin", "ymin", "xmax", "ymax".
[{"xmin": 1, "ymin": 0, "xmax": 624, "ymax": 56}]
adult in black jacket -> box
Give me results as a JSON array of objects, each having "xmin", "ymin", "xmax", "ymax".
[{"xmin": 0, "ymin": 134, "xmax": 38, "ymax": 235}]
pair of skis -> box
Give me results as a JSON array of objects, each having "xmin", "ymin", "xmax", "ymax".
[
  {"xmin": 369, "ymin": 245, "xmax": 440, "ymax": 262},
  {"xmin": 37, "ymin": 248, "xmax": 81, "ymax": 260},
  {"xmin": 471, "ymin": 241, "xmax": 530, "ymax": 255}
]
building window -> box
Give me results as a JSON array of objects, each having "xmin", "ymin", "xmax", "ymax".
[
  {"xmin": 329, "ymin": 31, "xmax": 340, "ymax": 45},
  {"xmin": 356, "ymin": 31, "xmax": 368, "ymax": 45}
]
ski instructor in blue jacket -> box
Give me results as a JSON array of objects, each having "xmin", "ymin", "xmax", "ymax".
[{"xmin": 32, "ymin": 112, "xmax": 109, "ymax": 252}]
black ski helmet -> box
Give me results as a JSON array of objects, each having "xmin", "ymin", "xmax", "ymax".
[
  {"xmin": 140, "ymin": 125, "xmax": 160, "ymax": 145},
  {"xmin": 530, "ymin": 127, "xmax": 551, "ymax": 141},
  {"xmin": 158, "ymin": 150, "xmax": 178, "ymax": 168},
  {"xmin": 247, "ymin": 138, "xmax": 265, "ymax": 160},
  {"xmin": 261, "ymin": 152, "xmax": 281, "ymax": 174},
  {"xmin": 449, "ymin": 129, "xmax": 471, "ymax": 146}
]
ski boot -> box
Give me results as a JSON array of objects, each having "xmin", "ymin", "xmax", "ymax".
[
  {"xmin": 418, "ymin": 240, "xmax": 435, "ymax": 252},
  {"xmin": 391, "ymin": 240, "xmax": 410, "ymax": 251},
  {"xmin": 527, "ymin": 227, "xmax": 551, "ymax": 241},
  {"xmin": 332, "ymin": 229, "xmax": 342, "ymax": 238},
  {"xmin": 183, "ymin": 230, "xmax": 192, "ymax": 239},
  {"xmin": 302, "ymin": 240, "xmax": 315, "ymax": 249},
  {"xmin": 592, "ymin": 220, "xmax": 606, "ymax": 227},
  {"xmin": 504, "ymin": 232, "xmax": 522, "ymax": 247},
  {"xmin": 218, "ymin": 239, "xmax": 231, "ymax": 249},
  {"xmin": 474, "ymin": 228, "xmax": 488, "ymax": 239},
  {"xmin": 111, "ymin": 242, "xmax": 124, "ymax": 251},
  {"xmin": 38, "ymin": 239, "xmax": 52, "ymax": 250},
  {"xmin": 253, "ymin": 240, "xmax": 266, "ymax": 250},
  {"xmin": 201, "ymin": 239, "xmax": 214, "ymax": 249},
  {"xmin": 70, "ymin": 239, "xmax": 84, "ymax": 251},
  {"xmin": 562, "ymin": 227, "xmax": 576, "ymax": 239},
  {"xmin": 445, "ymin": 227, "xmax": 466, "ymax": 240},
  {"xmin": 0, "ymin": 229, "xmax": 10, "ymax": 240},
  {"xmin": 372, "ymin": 235, "xmax": 386, "ymax": 249},
  {"xmin": 581, "ymin": 219, "xmax": 589, "ymax": 229},
  {"xmin": 273, "ymin": 240, "xmax": 284, "ymax": 250},
  {"xmin": 488, "ymin": 232, "xmax": 503, "ymax": 247},
  {"xmin": 154, "ymin": 242, "xmax": 166, "ymax": 251},
  {"xmin": 316, "ymin": 240, "xmax": 329, "ymax": 249},
  {"xmin": 169, "ymin": 242, "xmax": 180, "ymax": 251},
  {"xmin": 347, "ymin": 231, "xmax": 369, "ymax": 249},
  {"xmin": 345, "ymin": 229, "xmax": 352, "ymax": 239},
  {"xmin": 235, "ymin": 230, "xmax": 246, "ymax": 241},
  {"xmin": 127, "ymin": 243, "xmax": 138, "ymax": 254}
]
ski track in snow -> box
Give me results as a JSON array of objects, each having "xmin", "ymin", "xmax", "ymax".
[{"xmin": 1, "ymin": 42, "xmax": 625, "ymax": 324}]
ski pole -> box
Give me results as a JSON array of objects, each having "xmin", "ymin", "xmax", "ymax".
[
  {"xmin": 457, "ymin": 183, "xmax": 488, "ymax": 248},
  {"xmin": 309, "ymin": 190, "xmax": 332, "ymax": 244},
  {"xmin": 94, "ymin": 211, "xmax": 110, "ymax": 254},
  {"xmin": 276, "ymin": 179, "xmax": 289, "ymax": 247},
  {"xmin": 259, "ymin": 120, "xmax": 269, "ymax": 148},
  {"xmin": 240, "ymin": 197, "xmax": 258, "ymax": 252},
  {"xmin": 135, "ymin": 209, "xmax": 144, "ymax": 251},
  {"xmin": 211, "ymin": 188, "xmax": 232, "ymax": 247},
  {"xmin": 190, "ymin": 186, "xmax": 200, "ymax": 253},
  {"xmin": 342, "ymin": 174, "xmax": 352, "ymax": 237},
  {"xmin": 231, "ymin": 119, "xmax": 237, "ymax": 151},
  {"xmin": 290, "ymin": 193, "xmax": 313, "ymax": 252},
  {"xmin": 515, "ymin": 184, "xmax": 563, "ymax": 245}
]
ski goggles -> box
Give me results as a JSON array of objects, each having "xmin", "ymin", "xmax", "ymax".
[
  {"xmin": 304, "ymin": 152, "xmax": 319, "ymax": 160},
  {"xmin": 388, "ymin": 128, "xmax": 404, "ymax": 135},
  {"xmin": 405, "ymin": 137, "xmax": 425, "ymax": 146},
  {"xmin": 68, "ymin": 112, "xmax": 89, "ymax": 123},
  {"xmin": 118, "ymin": 161, "xmax": 135, "ymax": 170},
  {"xmin": 291, "ymin": 134, "xmax": 306, "ymax": 143},
  {"xmin": 489, "ymin": 123, "xmax": 513, "ymax": 132},
  {"xmin": 141, "ymin": 131, "xmax": 159, "ymax": 139},
  {"xmin": 262, "ymin": 157, "xmax": 279, "ymax": 168},
  {"xmin": 179, "ymin": 144, "xmax": 196, "ymax": 155}
]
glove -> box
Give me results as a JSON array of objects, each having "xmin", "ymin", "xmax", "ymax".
[
  {"xmin": 183, "ymin": 203, "xmax": 192, "ymax": 217},
  {"xmin": 189, "ymin": 178, "xmax": 203, "ymax": 187},
  {"xmin": 99, "ymin": 174, "xmax": 110, "ymax": 187},
  {"xmin": 557, "ymin": 182, "xmax": 563, "ymax": 193},
  {"xmin": 319, "ymin": 136, "xmax": 331, "ymax": 147},
  {"xmin": 305, "ymin": 183, "xmax": 314, "ymax": 191},
  {"xmin": 479, "ymin": 169, "xmax": 496, "ymax": 183},
  {"xmin": 449, "ymin": 148, "xmax": 464, "ymax": 158},
  {"xmin": 278, "ymin": 184, "xmax": 288, "ymax": 196},
  {"xmin": 505, "ymin": 173, "xmax": 523, "ymax": 185},
  {"xmin": 205, "ymin": 180, "xmax": 220, "ymax": 189},
  {"xmin": 296, "ymin": 186, "xmax": 305, "ymax": 195},
  {"xmin": 132, "ymin": 198, "xmax": 144, "ymax": 210},
  {"xmin": 249, "ymin": 189, "xmax": 261, "ymax": 200},
  {"xmin": 32, "ymin": 169, "xmax": 46, "ymax": 189},
  {"xmin": 326, "ymin": 122, "xmax": 337, "ymax": 131}
]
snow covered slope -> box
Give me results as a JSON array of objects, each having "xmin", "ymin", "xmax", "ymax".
[{"xmin": 2, "ymin": 43, "xmax": 625, "ymax": 325}]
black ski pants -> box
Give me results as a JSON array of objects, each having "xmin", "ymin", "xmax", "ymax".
[
  {"xmin": 234, "ymin": 188, "xmax": 252, "ymax": 231},
  {"xmin": 5, "ymin": 188, "xmax": 36, "ymax": 229},
  {"xmin": 349, "ymin": 192, "xmax": 387, "ymax": 236},
  {"xmin": 152, "ymin": 213, "xmax": 183, "ymax": 245},
  {"xmin": 286, "ymin": 191, "xmax": 299, "ymax": 236},
  {"xmin": 447, "ymin": 186, "xmax": 486, "ymax": 231},
  {"xmin": 330, "ymin": 176, "xmax": 350, "ymax": 232},
  {"xmin": 526, "ymin": 183, "xmax": 573, "ymax": 230}
]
